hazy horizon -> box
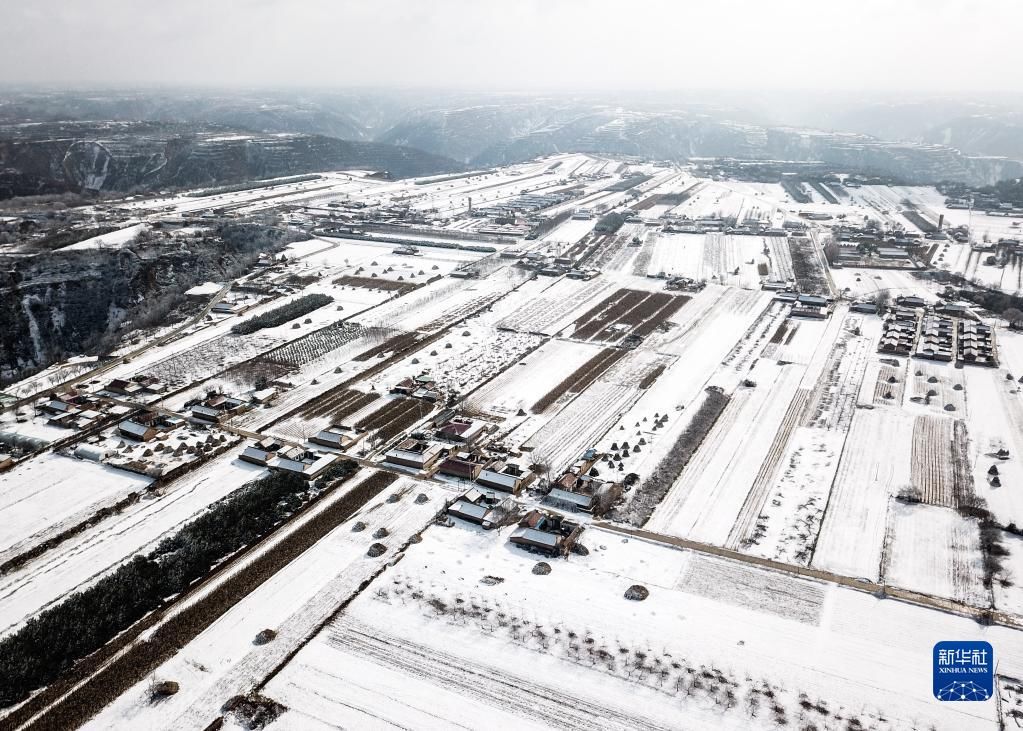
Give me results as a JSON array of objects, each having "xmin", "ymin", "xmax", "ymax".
[{"xmin": 2, "ymin": 0, "xmax": 1021, "ymax": 93}]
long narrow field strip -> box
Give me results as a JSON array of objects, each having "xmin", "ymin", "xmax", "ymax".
[
  {"xmin": 646, "ymin": 363, "xmax": 808, "ymax": 544},
  {"xmin": 727, "ymin": 388, "xmax": 813, "ymax": 549},
  {"xmin": 571, "ymin": 289, "xmax": 647, "ymax": 340},
  {"xmin": 356, "ymin": 398, "xmax": 431, "ymax": 442},
  {"xmin": 568, "ymin": 288, "xmax": 690, "ymax": 343},
  {"xmin": 332, "ymin": 275, "xmax": 419, "ymax": 294},
  {"xmin": 910, "ymin": 415, "xmax": 956, "ymax": 507},
  {"xmin": 352, "ymin": 331, "xmax": 422, "ymax": 362},
  {"xmin": 530, "ymin": 348, "xmax": 627, "ymax": 413},
  {"xmin": 810, "ymin": 409, "xmax": 915, "ymax": 581},
  {"xmin": 300, "ymin": 388, "xmax": 380, "ymax": 421}
]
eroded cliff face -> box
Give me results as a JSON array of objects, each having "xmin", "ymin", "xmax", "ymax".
[
  {"xmin": 0, "ymin": 123, "xmax": 461, "ymax": 199},
  {"xmin": 0, "ymin": 223, "xmax": 292, "ymax": 383}
]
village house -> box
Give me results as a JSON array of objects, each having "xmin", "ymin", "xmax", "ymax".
[
  {"xmin": 383, "ymin": 438, "xmax": 443, "ymax": 470},
  {"xmin": 240, "ymin": 445, "xmax": 276, "ymax": 466},
  {"xmin": 272, "ymin": 450, "xmax": 338, "ymax": 480},
  {"xmin": 309, "ymin": 427, "xmax": 356, "ymax": 451},
  {"xmin": 189, "ymin": 393, "xmax": 248, "ymax": 423},
  {"xmin": 445, "ymin": 487, "xmax": 510, "ymax": 528},
  {"xmin": 435, "ymin": 417, "xmax": 487, "ymax": 446},
  {"xmin": 391, "ymin": 374, "xmax": 442, "ymax": 402},
  {"xmin": 476, "ymin": 460, "xmax": 526, "ymax": 494},
  {"xmin": 436, "ymin": 450, "xmax": 488, "ymax": 481},
  {"xmin": 118, "ymin": 419, "xmax": 157, "ymax": 442},
  {"xmin": 508, "ymin": 509, "xmax": 583, "ymax": 557}
]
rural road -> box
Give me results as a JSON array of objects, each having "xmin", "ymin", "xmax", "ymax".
[{"xmin": 594, "ymin": 520, "xmax": 1021, "ymax": 630}]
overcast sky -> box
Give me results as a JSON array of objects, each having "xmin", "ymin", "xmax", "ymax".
[{"xmin": 1, "ymin": 0, "xmax": 1020, "ymax": 92}]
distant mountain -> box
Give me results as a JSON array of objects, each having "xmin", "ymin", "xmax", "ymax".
[
  {"xmin": 2, "ymin": 90, "xmax": 1022, "ymax": 189},
  {"xmin": 400, "ymin": 109, "xmax": 1023, "ymax": 185},
  {"xmin": 922, "ymin": 114, "xmax": 1023, "ymax": 161},
  {"xmin": 0, "ymin": 121, "xmax": 461, "ymax": 198}
]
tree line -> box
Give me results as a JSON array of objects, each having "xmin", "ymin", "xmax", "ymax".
[
  {"xmin": 231, "ymin": 293, "xmax": 334, "ymax": 335},
  {"xmin": 0, "ymin": 461, "xmax": 358, "ymax": 707}
]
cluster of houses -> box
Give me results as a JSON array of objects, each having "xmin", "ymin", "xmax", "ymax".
[
  {"xmin": 509, "ymin": 249, "xmax": 599, "ymax": 280},
  {"xmin": 829, "ymin": 225, "xmax": 930, "ymax": 269},
  {"xmin": 959, "ymin": 321, "xmax": 997, "ymax": 366},
  {"xmin": 187, "ymin": 393, "xmax": 249, "ymax": 424},
  {"xmin": 103, "ymin": 375, "xmax": 167, "ymax": 399},
  {"xmin": 763, "ymin": 285, "xmax": 832, "ymax": 319},
  {"xmin": 916, "ymin": 315, "xmax": 955, "ymax": 362},
  {"xmin": 879, "ymin": 308, "xmax": 920, "ymax": 356},
  {"xmin": 34, "ymin": 389, "xmax": 131, "ymax": 432},
  {"xmin": 661, "ymin": 215, "xmax": 787, "ymax": 237},
  {"xmin": 391, "ymin": 373, "xmax": 443, "ymax": 403},
  {"xmin": 382, "ymin": 411, "xmax": 537, "ymax": 492},
  {"xmin": 875, "ymin": 296, "xmax": 997, "ymax": 367},
  {"xmin": 240, "ymin": 437, "xmax": 341, "ymax": 480},
  {"xmin": 445, "ymin": 490, "xmax": 584, "ymax": 558},
  {"xmin": 116, "ymin": 411, "xmax": 187, "ymax": 442}
]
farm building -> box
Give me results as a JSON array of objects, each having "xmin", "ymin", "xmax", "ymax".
[
  {"xmin": 240, "ymin": 445, "xmax": 276, "ymax": 466},
  {"xmin": 508, "ymin": 509, "xmax": 582, "ymax": 557},
  {"xmin": 435, "ymin": 418, "xmax": 486, "ymax": 446},
  {"xmin": 797, "ymin": 294, "xmax": 829, "ymax": 308},
  {"xmin": 309, "ymin": 428, "xmax": 355, "ymax": 451},
  {"xmin": 383, "ymin": 438, "xmax": 443, "ymax": 470},
  {"xmin": 477, "ymin": 461, "xmax": 526, "ymax": 493},
  {"xmin": 437, "ymin": 451, "xmax": 487, "ymax": 481},
  {"xmin": 250, "ymin": 387, "xmax": 277, "ymax": 405},
  {"xmin": 790, "ymin": 304, "xmax": 828, "ymax": 319},
  {"xmin": 74, "ymin": 443, "xmax": 111, "ymax": 462},
  {"xmin": 445, "ymin": 487, "xmax": 510, "ymax": 528},
  {"xmin": 273, "ymin": 451, "xmax": 338, "ymax": 480},
  {"xmin": 190, "ymin": 405, "xmax": 222, "ymax": 423},
  {"xmin": 117, "ymin": 420, "xmax": 156, "ymax": 442},
  {"xmin": 896, "ymin": 295, "xmax": 927, "ymax": 309},
  {"xmin": 851, "ymin": 302, "xmax": 878, "ymax": 314}
]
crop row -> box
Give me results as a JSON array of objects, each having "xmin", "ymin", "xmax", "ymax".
[{"xmin": 531, "ymin": 348, "xmax": 627, "ymax": 413}]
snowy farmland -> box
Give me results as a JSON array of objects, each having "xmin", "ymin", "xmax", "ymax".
[
  {"xmin": 253, "ymin": 523, "xmax": 1021, "ymax": 731},
  {"xmin": 8, "ymin": 153, "xmax": 1023, "ymax": 730}
]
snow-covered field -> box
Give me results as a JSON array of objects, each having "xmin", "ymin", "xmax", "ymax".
[
  {"xmin": 256, "ymin": 523, "xmax": 1016, "ymax": 731},
  {"xmin": 0, "ymin": 447, "xmax": 265, "ymax": 637},
  {"xmin": 12, "ymin": 157, "xmax": 1023, "ymax": 729},
  {"xmin": 0, "ymin": 452, "xmax": 153, "ymax": 566},
  {"xmin": 85, "ymin": 473, "xmax": 456, "ymax": 730},
  {"xmin": 646, "ymin": 233, "xmax": 776, "ymax": 289}
]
